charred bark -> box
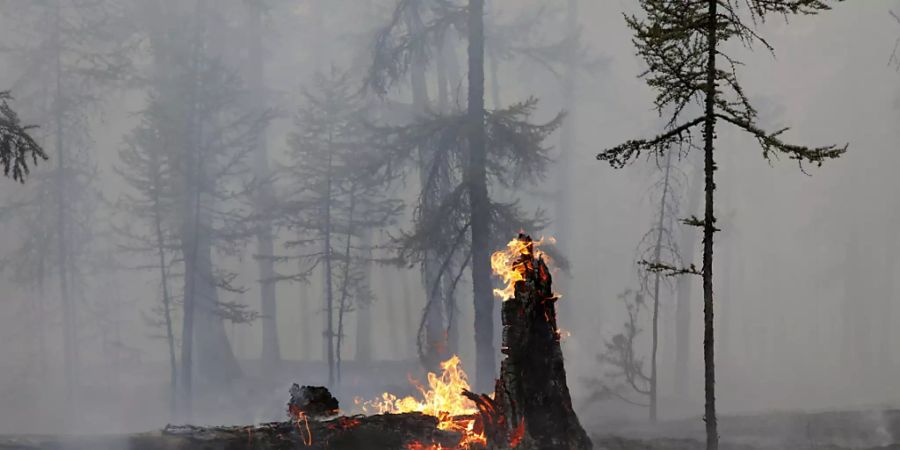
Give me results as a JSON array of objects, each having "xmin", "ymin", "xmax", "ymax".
[
  {"xmin": 1, "ymin": 414, "xmax": 461, "ymax": 450},
  {"xmin": 486, "ymin": 235, "xmax": 592, "ymax": 450}
]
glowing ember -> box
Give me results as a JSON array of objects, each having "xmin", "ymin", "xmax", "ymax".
[
  {"xmin": 359, "ymin": 355, "xmax": 485, "ymax": 449},
  {"xmin": 491, "ymin": 235, "xmax": 554, "ymax": 300},
  {"xmin": 407, "ymin": 443, "xmax": 446, "ymax": 450},
  {"xmin": 293, "ymin": 411, "xmax": 313, "ymax": 446}
]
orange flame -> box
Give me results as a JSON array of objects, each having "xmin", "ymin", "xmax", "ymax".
[
  {"xmin": 359, "ymin": 355, "xmax": 485, "ymax": 449},
  {"xmin": 294, "ymin": 411, "xmax": 313, "ymax": 446},
  {"xmin": 509, "ymin": 418, "xmax": 525, "ymax": 448},
  {"xmin": 491, "ymin": 236, "xmax": 554, "ymax": 300}
]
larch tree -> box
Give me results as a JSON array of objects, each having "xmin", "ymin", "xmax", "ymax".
[
  {"xmin": 597, "ymin": 1, "xmax": 846, "ymax": 448},
  {"xmin": 466, "ymin": 0, "xmax": 494, "ymax": 393},
  {"xmin": 281, "ymin": 69, "xmax": 402, "ymax": 388},
  {"xmin": 590, "ymin": 150, "xmax": 683, "ymax": 422},
  {"xmin": 136, "ymin": 0, "xmax": 267, "ymax": 419},
  {"xmin": 366, "ymin": 0, "xmax": 467, "ymax": 372},
  {"xmin": 0, "ymin": 0, "xmax": 133, "ymax": 410},
  {"xmin": 639, "ymin": 149, "xmax": 683, "ymax": 422},
  {"xmin": 241, "ymin": 0, "xmax": 281, "ymax": 376},
  {"xmin": 369, "ymin": 0, "xmax": 563, "ymax": 392},
  {"xmin": 113, "ymin": 117, "xmax": 180, "ymax": 419},
  {"xmin": 591, "ymin": 289, "xmax": 653, "ymax": 409}
]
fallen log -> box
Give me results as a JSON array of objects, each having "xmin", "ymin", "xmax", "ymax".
[{"xmin": 0, "ymin": 413, "xmax": 461, "ymax": 450}]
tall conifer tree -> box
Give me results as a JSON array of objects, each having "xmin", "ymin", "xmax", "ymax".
[{"xmin": 598, "ymin": 1, "xmax": 846, "ymax": 448}]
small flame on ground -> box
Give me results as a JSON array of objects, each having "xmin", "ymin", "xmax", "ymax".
[
  {"xmin": 294, "ymin": 411, "xmax": 313, "ymax": 446},
  {"xmin": 358, "ymin": 355, "xmax": 485, "ymax": 449},
  {"xmin": 491, "ymin": 235, "xmax": 555, "ymax": 300}
]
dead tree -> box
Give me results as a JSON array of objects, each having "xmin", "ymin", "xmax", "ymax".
[
  {"xmin": 474, "ymin": 234, "xmax": 592, "ymax": 450},
  {"xmin": 589, "ymin": 289, "xmax": 653, "ymax": 410}
]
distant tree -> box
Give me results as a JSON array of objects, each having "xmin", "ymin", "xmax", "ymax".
[
  {"xmin": 589, "ymin": 289, "xmax": 653, "ymax": 409},
  {"xmin": 241, "ymin": 0, "xmax": 281, "ymax": 375},
  {"xmin": 281, "ymin": 69, "xmax": 401, "ymax": 388},
  {"xmin": 637, "ymin": 150, "xmax": 683, "ymax": 422},
  {"xmin": 113, "ymin": 117, "xmax": 180, "ymax": 419},
  {"xmin": 0, "ymin": 0, "xmax": 133, "ymax": 409},
  {"xmin": 136, "ymin": 0, "xmax": 267, "ymax": 419},
  {"xmin": 597, "ymin": 1, "xmax": 846, "ymax": 448},
  {"xmin": 588, "ymin": 151, "xmax": 683, "ymax": 422},
  {"xmin": 465, "ymin": 0, "xmax": 494, "ymax": 392},
  {"xmin": 674, "ymin": 159, "xmax": 702, "ymax": 399},
  {"xmin": 366, "ymin": 0, "xmax": 466, "ymax": 372},
  {"xmin": 368, "ymin": 0, "xmax": 563, "ymax": 391}
]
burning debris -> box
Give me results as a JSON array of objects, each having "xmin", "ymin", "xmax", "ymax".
[
  {"xmin": 358, "ymin": 234, "xmax": 591, "ymax": 450},
  {"xmin": 289, "ymin": 385, "xmax": 341, "ymax": 420},
  {"xmin": 358, "ymin": 355, "xmax": 485, "ymax": 449},
  {"xmin": 12, "ymin": 235, "xmax": 590, "ymax": 450},
  {"xmin": 485, "ymin": 234, "xmax": 592, "ymax": 450}
]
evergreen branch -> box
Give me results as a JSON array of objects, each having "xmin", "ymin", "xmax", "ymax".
[
  {"xmin": 715, "ymin": 113, "xmax": 847, "ymax": 167},
  {"xmin": 639, "ymin": 260, "xmax": 701, "ymax": 277},
  {"xmin": 597, "ymin": 117, "xmax": 704, "ymax": 168}
]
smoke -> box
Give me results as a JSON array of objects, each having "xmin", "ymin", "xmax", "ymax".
[{"xmin": 0, "ymin": 0, "xmax": 896, "ymax": 446}]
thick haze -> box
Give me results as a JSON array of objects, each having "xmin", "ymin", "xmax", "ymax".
[{"xmin": 0, "ymin": 0, "xmax": 897, "ymax": 437}]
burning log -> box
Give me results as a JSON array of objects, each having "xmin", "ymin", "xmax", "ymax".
[
  {"xmin": 4, "ymin": 235, "xmax": 590, "ymax": 450},
  {"xmin": 0, "ymin": 413, "xmax": 462, "ymax": 450},
  {"xmin": 485, "ymin": 234, "xmax": 593, "ymax": 450}
]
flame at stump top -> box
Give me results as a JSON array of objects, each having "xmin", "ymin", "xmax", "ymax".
[{"xmin": 491, "ymin": 234, "xmax": 555, "ymax": 300}]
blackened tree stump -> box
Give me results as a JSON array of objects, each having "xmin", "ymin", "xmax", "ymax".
[{"xmin": 484, "ymin": 235, "xmax": 592, "ymax": 450}]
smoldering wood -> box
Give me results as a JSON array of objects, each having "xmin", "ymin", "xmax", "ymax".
[
  {"xmin": 484, "ymin": 234, "xmax": 592, "ymax": 450},
  {"xmin": 288, "ymin": 385, "xmax": 339, "ymax": 420},
  {"xmin": 0, "ymin": 413, "xmax": 461, "ymax": 450}
]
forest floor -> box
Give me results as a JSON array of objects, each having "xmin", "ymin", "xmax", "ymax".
[
  {"xmin": 2, "ymin": 409, "xmax": 900, "ymax": 449},
  {"xmin": 2, "ymin": 360, "xmax": 899, "ymax": 449},
  {"xmin": 591, "ymin": 409, "xmax": 900, "ymax": 450}
]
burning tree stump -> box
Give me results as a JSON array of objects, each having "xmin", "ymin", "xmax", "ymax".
[{"xmin": 479, "ymin": 234, "xmax": 592, "ymax": 450}]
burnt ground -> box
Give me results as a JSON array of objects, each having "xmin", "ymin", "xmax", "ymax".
[
  {"xmin": 3, "ymin": 409, "xmax": 900, "ymax": 450},
  {"xmin": 591, "ymin": 409, "xmax": 900, "ymax": 450},
  {"xmin": 2, "ymin": 360, "xmax": 900, "ymax": 449}
]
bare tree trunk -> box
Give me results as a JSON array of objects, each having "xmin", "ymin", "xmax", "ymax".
[
  {"xmin": 53, "ymin": 0, "xmax": 78, "ymax": 417},
  {"xmin": 435, "ymin": 30, "xmax": 460, "ymax": 356},
  {"xmin": 675, "ymin": 162, "xmax": 701, "ymax": 399},
  {"xmin": 555, "ymin": 0, "xmax": 578, "ymax": 327},
  {"xmin": 489, "ymin": 51, "xmax": 501, "ymax": 109},
  {"xmin": 467, "ymin": 0, "xmax": 495, "ymax": 394},
  {"xmin": 702, "ymin": 1, "xmax": 719, "ymax": 448},
  {"xmin": 179, "ymin": 1, "xmax": 203, "ymax": 419},
  {"xmin": 406, "ymin": 4, "xmax": 448, "ymax": 372},
  {"xmin": 402, "ymin": 270, "xmax": 415, "ymax": 358},
  {"xmin": 246, "ymin": 1, "xmax": 280, "ymax": 372},
  {"xmin": 356, "ymin": 232, "xmax": 374, "ymax": 362},
  {"xmin": 335, "ymin": 183, "xmax": 357, "ymax": 386},
  {"xmin": 152, "ymin": 164, "xmax": 177, "ymax": 420},
  {"xmin": 179, "ymin": 0, "xmax": 242, "ymax": 418},
  {"xmin": 649, "ymin": 150, "xmax": 673, "ymax": 423},
  {"xmin": 323, "ymin": 150, "xmax": 335, "ymax": 389}
]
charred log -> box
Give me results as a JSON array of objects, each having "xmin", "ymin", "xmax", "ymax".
[{"xmin": 0, "ymin": 413, "xmax": 461, "ymax": 450}]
